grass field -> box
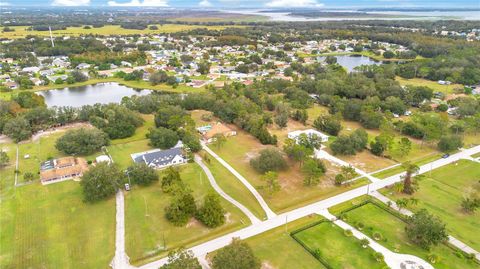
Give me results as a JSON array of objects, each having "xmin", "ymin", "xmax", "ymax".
[
  {"xmin": 339, "ymin": 202, "xmax": 480, "ymax": 269},
  {"xmin": 396, "ymin": 76, "xmax": 464, "ymax": 95},
  {"xmin": 371, "ymin": 151, "xmax": 443, "ymax": 179},
  {"xmin": 294, "ymin": 221, "xmax": 387, "ymax": 269},
  {"xmin": 0, "ymin": 24, "xmax": 242, "ymax": 39},
  {"xmin": 210, "ymin": 130, "xmax": 369, "ymax": 213},
  {"xmin": 381, "ymin": 159, "xmax": 480, "ymax": 251},
  {"xmin": 125, "ymin": 163, "xmax": 249, "ymax": 265},
  {"xmin": 201, "ymin": 152, "xmax": 267, "ymax": 220},
  {"xmin": 246, "ymin": 215, "xmax": 326, "ymax": 269},
  {"xmin": 0, "ymin": 181, "xmax": 116, "ymax": 269}
]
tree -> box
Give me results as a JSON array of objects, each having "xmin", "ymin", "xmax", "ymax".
[
  {"xmin": 292, "ymin": 109, "xmax": 308, "ymax": 125},
  {"xmin": 402, "ymin": 161, "xmax": 420, "ymax": 195},
  {"xmin": 165, "ymin": 191, "xmax": 197, "ymax": 226},
  {"xmin": 330, "ymin": 129, "xmax": 368, "ymax": 155},
  {"xmin": 0, "ymin": 151, "xmax": 9, "ymax": 167},
  {"xmin": 80, "ymin": 163, "xmax": 122, "ymax": 202},
  {"xmin": 23, "ymin": 172, "xmax": 35, "ymax": 181},
  {"xmin": 250, "ymin": 148, "xmax": 287, "ymax": 173},
  {"xmin": 283, "ymin": 138, "xmax": 313, "ymax": 164},
  {"xmin": 313, "ymin": 114, "xmax": 342, "ymax": 136},
  {"xmin": 370, "ymin": 137, "xmax": 386, "ymax": 156},
  {"xmin": 212, "ymin": 239, "xmax": 261, "ymax": 269},
  {"xmin": 196, "ymin": 193, "xmax": 226, "ymax": 228},
  {"xmin": 405, "ymin": 209, "xmax": 448, "ymax": 250},
  {"xmin": 334, "ymin": 165, "xmax": 357, "ymax": 185},
  {"xmin": 161, "ymin": 167, "xmax": 184, "ymax": 194},
  {"xmin": 12, "ymin": 91, "xmax": 45, "ymax": 108},
  {"xmin": 55, "ymin": 128, "xmax": 110, "ymax": 155},
  {"xmin": 126, "ymin": 163, "xmax": 159, "ymax": 186},
  {"xmin": 148, "ymin": 127, "xmax": 179, "ymax": 149},
  {"xmin": 274, "ymin": 112, "xmax": 288, "ymax": 128},
  {"xmin": 302, "ymin": 157, "xmax": 326, "ymax": 186},
  {"xmin": 461, "ymin": 197, "xmax": 480, "ymax": 213},
  {"xmin": 197, "ymin": 61, "xmax": 211, "ymax": 75},
  {"xmin": 149, "ymin": 70, "xmax": 169, "ymax": 85},
  {"xmin": 181, "ymin": 131, "xmax": 202, "ymax": 152},
  {"xmin": 3, "ymin": 117, "xmax": 32, "ymax": 142},
  {"xmin": 383, "ymin": 50, "xmax": 396, "ymax": 59},
  {"xmin": 211, "ymin": 133, "xmax": 227, "ymax": 149},
  {"xmin": 160, "ymin": 249, "xmax": 201, "ymax": 269},
  {"xmin": 397, "ymin": 137, "xmax": 412, "ymax": 157},
  {"xmin": 262, "ymin": 171, "xmax": 280, "ymax": 195},
  {"xmin": 437, "ymin": 135, "xmax": 463, "ymax": 152},
  {"xmin": 70, "ymin": 70, "xmax": 88, "ymax": 82}
]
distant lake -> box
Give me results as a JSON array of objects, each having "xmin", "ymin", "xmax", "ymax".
[
  {"xmin": 37, "ymin": 82, "xmax": 152, "ymax": 107},
  {"xmin": 318, "ymin": 55, "xmax": 381, "ymax": 72}
]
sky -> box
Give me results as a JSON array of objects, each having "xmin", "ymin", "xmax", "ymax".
[{"xmin": 1, "ymin": 0, "xmax": 479, "ymax": 9}]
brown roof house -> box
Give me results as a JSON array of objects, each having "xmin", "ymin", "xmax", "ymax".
[
  {"xmin": 40, "ymin": 157, "xmax": 88, "ymax": 185},
  {"xmin": 197, "ymin": 122, "xmax": 237, "ymax": 143}
]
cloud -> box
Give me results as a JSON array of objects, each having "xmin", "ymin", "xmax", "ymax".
[
  {"xmin": 107, "ymin": 0, "xmax": 168, "ymax": 6},
  {"xmin": 265, "ymin": 0, "xmax": 324, "ymax": 7},
  {"xmin": 52, "ymin": 0, "xmax": 90, "ymax": 6},
  {"xmin": 199, "ymin": 0, "xmax": 212, "ymax": 7},
  {"xmin": 0, "ymin": 2, "xmax": 10, "ymax": 6}
]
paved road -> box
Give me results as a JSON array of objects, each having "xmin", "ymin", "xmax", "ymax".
[
  {"xmin": 202, "ymin": 144, "xmax": 277, "ymax": 219},
  {"xmin": 138, "ymin": 145, "xmax": 480, "ymax": 269},
  {"xmin": 111, "ymin": 191, "xmax": 132, "ymax": 269},
  {"xmin": 195, "ymin": 155, "xmax": 261, "ymax": 224}
]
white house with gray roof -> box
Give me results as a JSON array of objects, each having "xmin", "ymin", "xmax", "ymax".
[{"xmin": 130, "ymin": 142, "xmax": 187, "ymax": 169}]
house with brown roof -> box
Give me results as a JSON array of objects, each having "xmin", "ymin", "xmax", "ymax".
[
  {"xmin": 40, "ymin": 157, "xmax": 88, "ymax": 185},
  {"xmin": 197, "ymin": 122, "xmax": 237, "ymax": 143}
]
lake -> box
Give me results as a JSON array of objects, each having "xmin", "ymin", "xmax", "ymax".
[
  {"xmin": 37, "ymin": 82, "xmax": 152, "ymax": 107},
  {"xmin": 317, "ymin": 55, "xmax": 381, "ymax": 72}
]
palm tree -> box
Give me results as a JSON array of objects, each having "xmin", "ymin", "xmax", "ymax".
[{"xmin": 402, "ymin": 161, "xmax": 419, "ymax": 195}]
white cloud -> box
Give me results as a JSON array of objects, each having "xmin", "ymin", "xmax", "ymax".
[
  {"xmin": 107, "ymin": 0, "xmax": 168, "ymax": 6},
  {"xmin": 265, "ymin": 0, "xmax": 324, "ymax": 7},
  {"xmin": 199, "ymin": 0, "xmax": 212, "ymax": 7},
  {"xmin": 52, "ymin": 0, "xmax": 90, "ymax": 6},
  {"xmin": 0, "ymin": 2, "xmax": 10, "ymax": 6}
]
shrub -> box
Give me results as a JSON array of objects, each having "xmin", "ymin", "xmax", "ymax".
[
  {"xmin": 344, "ymin": 229, "xmax": 353, "ymax": 237},
  {"xmin": 373, "ymin": 232, "xmax": 383, "ymax": 241}
]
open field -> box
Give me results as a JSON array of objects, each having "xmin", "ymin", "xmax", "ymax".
[
  {"xmin": 396, "ymin": 76, "xmax": 464, "ymax": 95},
  {"xmin": 210, "ymin": 130, "xmax": 369, "ymax": 213},
  {"xmin": 246, "ymin": 215, "xmax": 326, "ymax": 269},
  {"xmin": 125, "ymin": 163, "xmax": 249, "ymax": 265},
  {"xmin": 0, "ymin": 143, "xmax": 17, "ymax": 193},
  {"xmin": 381, "ymin": 159, "xmax": 480, "ymax": 251},
  {"xmin": 372, "ymin": 152, "xmax": 443, "ymax": 179},
  {"xmin": 338, "ymin": 201, "xmax": 480, "ymax": 269},
  {"xmin": 0, "ymin": 24, "xmax": 243, "ymax": 39},
  {"xmin": 294, "ymin": 221, "xmax": 387, "ymax": 269},
  {"xmin": 0, "ymin": 181, "xmax": 116, "ymax": 269}
]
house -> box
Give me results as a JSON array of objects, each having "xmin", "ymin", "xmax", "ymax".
[
  {"xmin": 131, "ymin": 143, "xmax": 187, "ymax": 169},
  {"xmin": 76, "ymin": 63, "xmax": 91, "ymax": 69},
  {"xmin": 4, "ymin": 81, "xmax": 18, "ymax": 89},
  {"xmin": 197, "ymin": 122, "xmax": 237, "ymax": 143},
  {"xmin": 40, "ymin": 157, "xmax": 88, "ymax": 185},
  {"xmin": 96, "ymin": 155, "xmax": 111, "ymax": 164},
  {"xmin": 287, "ymin": 129, "xmax": 329, "ymax": 143}
]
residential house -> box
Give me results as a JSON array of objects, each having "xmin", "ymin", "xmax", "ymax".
[
  {"xmin": 197, "ymin": 122, "xmax": 237, "ymax": 143},
  {"xmin": 131, "ymin": 142, "xmax": 187, "ymax": 169},
  {"xmin": 287, "ymin": 129, "xmax": 329, "ymax": 143},
  {"xmin": 40, "ymin": 157, "xmax": 88, "ymax": 185}
]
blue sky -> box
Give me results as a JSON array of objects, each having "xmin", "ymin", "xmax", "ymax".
[{"xmin": 2, "ymin": 0, "xmax": 479, "ymax": 8}]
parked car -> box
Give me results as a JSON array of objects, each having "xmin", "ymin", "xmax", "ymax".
[
  {"xmin": 125, "ymin": 183, "xmax": 130, "ymax": 191},
  {"xmin": 442, "ymin": 154, "xmax": 450, "ymax": 159}
]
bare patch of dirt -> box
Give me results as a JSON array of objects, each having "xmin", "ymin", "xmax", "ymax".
[
  {"xmin": 186, "ymin": 217, "xmax": 202, "ymax": 228},
  {"xmin": 262, "ymin": 261, "xmax": 277, "ymax": 269}
]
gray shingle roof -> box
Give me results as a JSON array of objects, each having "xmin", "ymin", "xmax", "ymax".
[{"xmin": 133, "ymin": 147, "xmax": 184, "ymax": 167}]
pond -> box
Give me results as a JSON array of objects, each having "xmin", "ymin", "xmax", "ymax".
[
  {"xmin": 318, "ymin": 55, "xmax": 381, "ymax": 72},
  {"xmin": 36, "ymin": 82, "xmax": 152, "ymax": 107}
]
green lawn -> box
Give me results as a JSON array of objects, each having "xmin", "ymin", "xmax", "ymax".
[
  {"xmin": 339, "ymin": 202, "xmax": 480, "ymax": 269},
  {"xmin": 0, "ymin": 181, "xmax": 116, "ymax": 269},
  {"xmin": 294, "ymin": 222, "xmax": 387, "ymax": 269},
  {"xmin": 125, "ymin": 163, "xmax": 249, "ymax": 265},
  {"xmin": 0, "ymin": 143, "xmax": 16, "ymax": 193},
  {"xmin": 396, "ymin": 76, "xmax": 464, "ymax": 95},
  {"xmin": 381, "ymin": 160, "xmax": 480, "ymax": 251},
  {"xmin": 371, "ymin": 152, "xmax": 442, "ymax": 179},
  {"xmin": 107, "ymin": 139, "xmax": 152, "ymax": 170},
  {"xmin": 246, "ymin": 215, "xmax": 326, "ymax": 269},
  {"xmin": 201, "ymin": 152, "xmax": 267, "ymax": 220}
]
